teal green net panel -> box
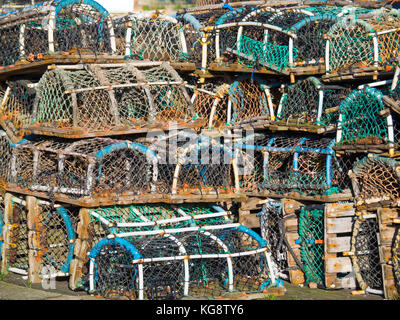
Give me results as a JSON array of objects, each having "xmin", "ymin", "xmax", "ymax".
[
  {"xmin": 327, "ymin": 17, "xmax": 375, "ymax": 73},
  {"xmin": 298, "ymin": 206, "xmax": 324, "ymax": 285},
  {"xmin": 337, "ymin": 87, "xmax": 391, "ymax": 145},
  {"xmin": 236, "ymin": 35, "xmax": 297, "ymax": 72},
  {"xmin": 277, "ymin": 76, "xmax": 349, "ymax": 127}
]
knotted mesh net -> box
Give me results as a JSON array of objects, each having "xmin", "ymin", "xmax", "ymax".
[
  {"xmin": 31, "ymin": 63, "xmax": 192, "ymax": 136},
  {"xmin": 227, "ymin": 78, "xmax": 271, "ymax": 125},
  {"xmin": 0, "ymin": 80, "xmax": 36, "ymax": 140},
  {"xmin": 351, "ymin": 156, "xmax": 400, "ymax": 204},
  {"xmin": 351, "ymin": 216, "xmax": 383, "ymax": 291},
  {"xmin": 5, "ymin": 197, "xmax": 28, "ymax": 272},
  {"xmin": 259, "ymin": 201, "xmax": 289, "ymax": 279},
  {"xmin": 116, "ymin": 14, "xmax": 188, "ymax": 62},
  {"xmin": 236, "ymin": 133, "xmax": 345, "ymax": 196},
  {"xmin": 10, "ymin": 137, "xmax": 157, "ymax": 200},
  {"xmin": 338, "ymin": 87, "xmax": 393, "ymax": 146},
  {"xmin": 33, "ymin": 204, "xmax": 79, "ymax": 276},
  {"xmin": 298, "ymin": 206, "xmax": 324, "ymax": 286},
  {"xmin": 0, "ymin": 0, "xmax": 114, "ymax": 67},
  {"xmin": 277, "ymin": 77, "xmax": 350, "ymax": 127},
  {"xmin": 89, "ymin": 226, "xmax": 272, "ymax": 300}
]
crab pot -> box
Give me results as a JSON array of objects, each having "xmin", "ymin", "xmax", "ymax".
[
  {"xmin": 24, "ymin": 62, "xmax": 193, "ymax": 138},
  {"xmin": 9, "ymin": 136, "xmax": 159, "ymax": 202},
  {"xmin": 189, "ymin": 81, "xmax": 229, "ymax": 129},
  {"xmin": 88, "ymin": 225, "xmax": 275, "ymax": 300},
  {"xmin": 336, "ymin": 86, "xmax": 399, "ymax": 154},
  {"xmin": 0, "ymin": 131, "xmax": 12, "ymax": 182},
  {"xmin": 276, "ymin": 77, "xmax": 350, "ymax": 129},
  {"xmin": 326, "ymin": 11, "xmax": 400, "ymax": 75},
  {"xmin": 143, "ymin": 131, "xmax": 240, "ymax": 197},
  {"xmin": 222, "ymin": 8, "xmax": 341, "ymax": 73},
  {"xmin": 349, "ymin": 155, "xmax": 400, "ymax": 207},
  {"xmin": 0, "ymin": 0, "xmax": 116, "ymax": 67},
  {"xmin": 0, "ymin": 80, "xmax": 36, "ymax": 142},
  {"xmin": 167, "ymin": 134, "xmax": 237, "ymax": 196},
  {"xmin": 114, "ymin": 12, "xmax": 189, "ymax": 62},
  {"xmin": 235, "ymin": 133, "xmax": 350, "ymax": 196},
  {"xmin": 70, "ymin": 203, "xmax": 231, "ymax": 290},
  {"xmin": 351, "ymin": 215, "xmax": 383, "ymax": 295},
  {"xmin": 227, "ymin": 76, "xmax": 279, "ymax": 126}
]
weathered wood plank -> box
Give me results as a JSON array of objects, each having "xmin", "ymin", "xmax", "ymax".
[
  {"xmin": 326, "ymin": 203, "xmax": 356, "ymax": 218},
  {"xmin": 326, "ymin": 257, "xmax": 353, "ymax": 273},
  {"xmin": 326, "ymin": 236, "xmax": 351, "ymax": 253},
  {"xmin": 326, "ymin": 217, "xmax": 353, "ymax": 234}
]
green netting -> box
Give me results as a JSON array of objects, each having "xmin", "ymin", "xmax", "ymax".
[
  {"xmin": 235, "ymin": 35, "xmax": 297, "ymax": 72},
  {"xmin": 127, "ymin": 16, "xmax": 188, "ymax": 62},
  {"xmin": 298, "ymin": 206, "xmax": 324, "ymax": 285},
  {"xmin": 338, "ymin": 87, "xmax": 390, "ymax": 145},
  {"xmin": 327, "ymin": 18, "xmax": 374, "ymax": 72}
]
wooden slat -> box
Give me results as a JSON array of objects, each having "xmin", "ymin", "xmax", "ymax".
[
  {"xmin": 26, "ymin": 196, "xmax": 41, "ymax": 283},
  {"xmin": 326, "ymin": 217, "xmax": 353, "ymax": 234},
  {"xmin": 382, "ymin": 264, "xmax": 398, "ymax": 300},
  {"xmin": 377, "ymin": 207, "xmax": 399, "ymax": 299},
  {"xmin": 69, "ymin": 208, "xmax": 90, "ymax": 290},
  {"xmin": 326, "ymin": 236, "xmax": 351, "ymax": 253},
  {"xmin": 325, "ymin": 203, "xmax": 356, "ymax": 218},
  {"xmin": 378, "ymin": 207, "xmax": 399, "ymax": 225},
  {"xmin": 326, "ymin": 257, "xmax": 353, "ymax": 273}
]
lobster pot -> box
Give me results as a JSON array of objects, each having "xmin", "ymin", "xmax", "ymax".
[
  {"xmin": 10, "ymin": 137, "xmax": 158, "ymax": 200},
  {"xmin": 88, "ymin": 225, "xmax": 274, "ymax": 300},
  {"xmin": 144, "ymin": 131, "xmax": 239, "ymax": 196},
  {"xmin": 227, "ymin": 76, "xmax": 278, "ymax": 126},
  {"xmin": 189, "ymin": 82, "xmax": 229, "ymax": 129},
  {"xmin": 0, "ymin": 80, "xmax": 36, "ymax": 142},
  {"xmin": 1, "ymin": 194, "xmax": 28, "ymax": 275},
  {"xmin": 298, "ymin": 205, "xmax": 325, "ymax": 286},
  {"xmin": 336, "ymin": 86, "xmax": 399, "ymax": 152},
  {"xmin": 236, "ymin": 134, "xmax": 350, "ymax": 196},
  {"xmin": 171, "ymin": 136, "xmax": 236, "ymax": 196},
  {"xmin": 351, "ymin": 215, "xmax": 383, "ymax": 294},
  {"xmin": 326, "ymin": 12, "xmax": 400, "ymax": 74},
  {"xmin": 115, "ymin": 13, "xmax": 188, "ymax": 62},
  {"xmin": 276, "ymin": 77, "xmax": 350, "ymax": 128},
  {"xmin": 0, "ymin": 131, "xmax": 12, "ymax": 182},
  {"xmin": 86, "ymin": 203, "xmax": 231, "ymax": 248},
  {"xmin": 225, "ymin": 8, "xmax": 342, "ymax": 72},
  {"xmin": 349, "ymin": 155, "xmax": 400, "ymax": 207},
  {"xmin": 0, "ymin": 0, "xmax": 115, "ymax": 67},
  {"xmin": 258, "ymin": 200, "xmax": 289, "ymax": 280},
  {"xmin": 26, "ymin": 62, "xmax": 192, "ymax": 137}
]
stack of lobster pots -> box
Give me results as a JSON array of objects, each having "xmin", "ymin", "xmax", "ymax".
[{"xmin": 0, "ymin": 0, "xmax": 399, "ymax": 300}]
